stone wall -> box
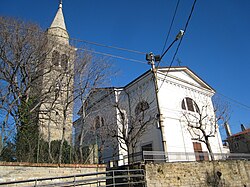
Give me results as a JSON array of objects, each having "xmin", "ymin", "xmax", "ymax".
[
  {"xmin": 0, "ymin": 162, "xmax": 106, "ymax": 186},
  {"xmin": 145, "ymin": 160, "xmax": 250, "ymax": 187}
]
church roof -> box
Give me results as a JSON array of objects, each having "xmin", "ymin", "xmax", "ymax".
[
  {"xmin": 157, "ymin": 66, "xmax": 215, "ymax": 92},
  {"xmin": 124, "ymin": 66, "xmax": 215, "ymax": 94},
  {"xmin": 229, "ymin": 128, "xmax": 250, "ymax": 138},
  {"xmin": 50, "ymin": 1, "xmax": 67, "ymax": 31}
]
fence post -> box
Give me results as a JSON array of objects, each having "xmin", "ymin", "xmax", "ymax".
[
  {"xmin": 128, "ymin": 167, "xmax": 131, "ymax": 187},
  {"xmin": 113, "ymin": 170, "xmax": 115, "ymax": 187},
  {"xmin": 142, "ymin": 151, "xmax": 144, "ymax": 162}
]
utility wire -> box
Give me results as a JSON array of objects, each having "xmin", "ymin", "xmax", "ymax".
[
  {"xmin": 217, "ymin": 92, "xmax": 250, "ymax": 110},
  {"xmin": 0, "ymin": 22, "xmax": 147, "ymax": 65},
  {"xmin": 3, "ymin": 12, "xmax": 250, "ymax": 117},
  {"xmin": 77, "ymin": 47, "xmax": 147, "ymax": 65},
  {"xmin": 0, "ymin": 22, "xmax": 146, "ymax": 55},
  {"xmin": 69, "ymin": 37, "xmax": 146, "ymax": 55},
  {"xmin": 157, "ymin": 0, "xmax": 180, "ymax": 68},
  {"xmin": 160, "ymin": 0, "xmax": 181, "ymax": 57},
  {"xmin": 169, "ymin": 0, "xmax": 197, "ymax": 68},
  {"xmin": 158, "ymin": 0, "xmax": 197, "ymax": 91}
]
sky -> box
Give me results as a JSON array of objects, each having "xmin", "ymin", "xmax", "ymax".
[{"xmin": 1, "ymin": 0, "xmax": 250, "ymax": 137}]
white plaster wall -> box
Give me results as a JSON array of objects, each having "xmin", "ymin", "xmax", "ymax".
[
  {"xmin": 123, "ymin": 73, "xmax": 164, "ymax": 156},
  {"xmin": 156, "ymin": 71, "xmax": 224, "ymax": 161},
  {"xmin": 77, "ymin": 68, "xmax": 225, "ymax": 164}
]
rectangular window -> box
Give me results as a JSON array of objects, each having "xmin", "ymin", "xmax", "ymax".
[
  {"xmin": 142, "ymin": 143, "xmax": 153, "ymax": 163},
  {"xmin": 142, "ymin": 143, "xmax": 153, "ymax": 151},
  {"xmin": 193, "ymin": 142, "xmax": 209, "ymax": 161},
  {"xmin": 193, "ymin": 142, "xmax": 202, "ymax": 151}
]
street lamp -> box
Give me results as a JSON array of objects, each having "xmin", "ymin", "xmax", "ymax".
[{"xmin": 146, "ymin": 30, "xmax": 184, "ymax": 67}]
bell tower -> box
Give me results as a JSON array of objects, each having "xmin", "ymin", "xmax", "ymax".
[{"xmin": 38, "ymin": 1, "xmax": 75, "ymax": 144}]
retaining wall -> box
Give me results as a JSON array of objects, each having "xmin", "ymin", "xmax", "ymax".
[
  {"xmin": 145, "ymin": 160, "xmax": 250, "ymax": 187},
  {"xmin": 0, "ymin": 162, "xmax": 106, "ymax": 186}
]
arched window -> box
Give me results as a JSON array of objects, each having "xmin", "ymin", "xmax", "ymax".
[
  {"xmin": 181, "ymin": 97, "xmax": 200, "ymax": 113},
  {"xmin": 135, "ymin": 101, "xmax": 149, "ymax": 115},
  {"xmin": 61, "ymin": 54, "xmax": 68, "ymax": 71},
  {"xmin": 52, "ymin": 50, "xmax": 60, "ymax": 66}
]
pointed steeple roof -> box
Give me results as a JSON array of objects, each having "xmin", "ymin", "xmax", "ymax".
[
  {"xmin": 48, "ymin": 0, "xmax": 69, "ymax": 44},
  {"xmin": 50, "ymin": 1, "xmax": 67, "ymax": 30}
]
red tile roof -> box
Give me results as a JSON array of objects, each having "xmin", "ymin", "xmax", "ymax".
[{"xmin": 229, "ymin": 128, "xmax": 250, "ymax": 137}]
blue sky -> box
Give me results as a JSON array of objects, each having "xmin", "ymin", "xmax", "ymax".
[{"xmin": 1, "ymin": 0, "xmax": 250, "ymax": 136}]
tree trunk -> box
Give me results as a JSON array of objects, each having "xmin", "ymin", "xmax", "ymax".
[
  {"xmin": 47, "ymin": 118, "xmax": 54, "ymax": 163},
  {"xmin": 79, "ymin": 119, "xmax": 85, "ymax": 163},
  {"xmin": 58, "ymin": 110, "xmax": 67, "ymax": 164},
  {"xmin": 126, "ymin": 143, "xmax": 131, "ymax": 164},
  {"xmin": 205, "ymin": 137, "xmax": 215, "ymax": 161}
]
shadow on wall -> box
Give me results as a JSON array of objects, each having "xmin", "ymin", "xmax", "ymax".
[{"xmin": 206, "ymin": 171, "xmax": 226, "ymax": 187}]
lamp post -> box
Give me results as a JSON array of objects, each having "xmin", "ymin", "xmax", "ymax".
[
  {"xmin": 146, "ymin": 30, "xmax": 184, "ymax": 67},
  {"xmin": 145, "ymin": 30, "xmax": 184, "ymax": 160}
]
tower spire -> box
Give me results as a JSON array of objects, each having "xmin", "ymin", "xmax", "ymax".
[
  {"xmin": 48, "ymin": 0, "xmax": 69, "ymax": 44},
  {"xmin": 50, "ymin": 0, "xmax": 66, "ymax": 30},
  {"xmin": 59, "ymin": 0, "xmax": 62, "ymax": 8}
]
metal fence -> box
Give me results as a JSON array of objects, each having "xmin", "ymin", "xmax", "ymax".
[
  {"xmin": 5, "ymin": 152, "xmax": 248, "ymax": 186},
  {"xmin": 0, "ymin": 168, "xmax": 146, "ymax": 187},
  {"xmin": 142, "ymin": 151, "xmax": 250, "ymax": 162},
  {"xmin": 104, "ymin": 151, "xmax": 250, "ymax": 166}
]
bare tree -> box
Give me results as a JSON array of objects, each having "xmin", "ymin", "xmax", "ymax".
[
  {"xmin": 56, "ymin": 50, "xmax": 111, "ymax": 164},
  {"xmin": 83, "ymin": 83, "xmax": 158, "ymax": 164},
  {"xmin": 0, "ymin": 16, "xmax": 112, "ymax": 163},
  {"xmin": 0, "ymin": 16, "xmax": 61, "ymax": 162},
  {"xmin": 111, "ymin": 100, "xmax": 154, "ymax": 163},
  {"xmin": 182, "ymin": 95, "xmax": 230, "ymax": 160}
]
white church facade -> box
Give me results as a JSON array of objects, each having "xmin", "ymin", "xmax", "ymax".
[{"xmin": 74, "ymin": 66, "xmax": 227, "ymax": 165}]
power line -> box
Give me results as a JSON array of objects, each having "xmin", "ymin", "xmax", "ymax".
[
  {"xmin": 160, "ymin": 0, "xmax": 181, "ymax": 57},
  {"xmin": 0, "ymin": 22, "xmax": 147, "ymax": 65},
  {"xmin": 0, "ymin": 21, "xmax": 146, "ymax": 56},
  {"xmin": 69, "ymin": 37, "xmax": 146, "ymax": 55},
  {"xmin": 77, "ymin": 47, "xmax": 147, "ymax": 65},
  {"xmin": 3, "ymin": 14, "xmax": 250, "ymax": 119},
  {"xmin": 158, "ymin": 0, "xmax": 197, "ymax": 91},
  {"xmin": 155, "ymin": 0, "xmax": 250, "ymax": 112},
  {"xmin": 168, "ymin": 0, "xmax": 197, "ymax": 68},
  {"xmin": 216, "ymin": 92, "xmax": 250, "ymax": 110}
]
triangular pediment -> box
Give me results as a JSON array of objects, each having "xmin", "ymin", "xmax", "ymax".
[{"xmin": 157, "ymin": 67, "xmax": 215, "ymax": 92}]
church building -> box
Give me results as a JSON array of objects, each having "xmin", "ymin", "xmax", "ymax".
[{"xmin": 74, "ymin": 66, "xmax": 228, "ymax": 165}]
